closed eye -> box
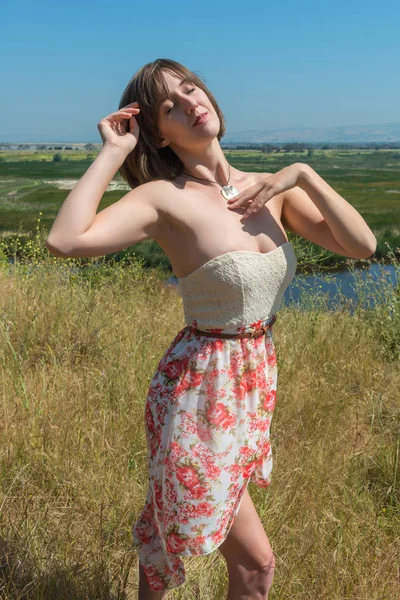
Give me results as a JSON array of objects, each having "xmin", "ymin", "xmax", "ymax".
[{"xmin": 167, "ymin": 88, "xmax": 195, "ymax": 113}]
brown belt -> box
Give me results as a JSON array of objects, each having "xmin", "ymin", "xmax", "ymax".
[{"xmin": 192, "ymin": 314, "xmax": 277, "ymax": 339}]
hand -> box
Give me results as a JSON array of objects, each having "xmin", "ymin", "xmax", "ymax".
[
  {"xmin": 97, "ymin": 101, "xmax": 141, "ymax": 156},
  {"xmin": 227, "ymin": 163, "xmax": 307, "ymax": 219}
]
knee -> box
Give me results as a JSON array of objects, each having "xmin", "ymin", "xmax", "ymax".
[
  {"xmin": 256, "ymin": 553, "xmax": 276, "ymax": 597},
  {"xmin": 260, "ymin": 552, "xmax": 275, "ymax": 574},
  {"xmin": 226, "ymin": 553, "xmax": 276, "ymax": 599}
]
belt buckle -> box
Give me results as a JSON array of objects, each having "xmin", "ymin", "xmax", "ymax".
[{"xmin": 250, "ymin": 326, "xmax": 264, "ymax": 339}]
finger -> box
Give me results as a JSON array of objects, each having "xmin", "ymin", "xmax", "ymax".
[
  {"xmin": 121, "ymin": 101, "xmax": 140, "ymax": 109},
  {"xmin": 227, "ymin": 182, "xmax": 264, "ymax": 207},
  {"xmin": 119, "ymin": 108, "xmax": 140, "ymax": 114},
  {"xmin": 227, "ymin": 191, "xmax": 250, "ymax": 206},
  {"xmin": 242, "ymin": 203, "xmax": 258, "ymax": 218},
  {"xmin": 117, "ymin": 114, "xmax": 136, "ymax": 121},
  {"xmin": 112, "ymin": 108, "xmax": 140, "ymax": 120},
  {"xmin": 110, "ymin": 110, "xmax": 139, "ymax": 121},
  {"xmin": 243, "ymin": 191, "xmax": 273, "ymax": 216},
  {"xmin": 243, "ymin": 206, "xmax": 262, "ymax": 219},
  {"xmin": 228, "ymin": 194, "xmax": 254, "ymax": 209}
]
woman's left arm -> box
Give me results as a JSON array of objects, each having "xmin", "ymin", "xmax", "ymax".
[
  {"xmin": 291, "ymin": 163, "xmax": 377, "ymax": 258},
  {"xmin": 228, "ymin": 162, "xmax": 377, "ymax": 259}
]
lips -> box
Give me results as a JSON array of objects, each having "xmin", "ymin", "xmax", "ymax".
[{"xmin": 193, "ymin": 112, "xmax": 208, "ymax": 126}]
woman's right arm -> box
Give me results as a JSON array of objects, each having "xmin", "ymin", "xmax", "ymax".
[{"xmin": 46, "ymin": 102, "xmax": 162, "ymax": 258}]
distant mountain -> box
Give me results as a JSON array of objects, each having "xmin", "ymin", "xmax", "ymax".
[
  {"xmin": 223, "ymin": 122, "xmax": 400, "ymax": 144},
  {"xmin": 2, "ymin": 122, "xmax": 400, "ymax": 146}
]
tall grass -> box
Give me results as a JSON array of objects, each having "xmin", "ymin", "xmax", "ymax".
[{"xmin": 0, "ymin": 230, "xmax": 399, "ymax": 599}]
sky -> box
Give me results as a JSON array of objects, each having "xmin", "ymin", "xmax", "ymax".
[{"xmin": 2, "ymin": 0, "xmax": 400, "ymax": 143}]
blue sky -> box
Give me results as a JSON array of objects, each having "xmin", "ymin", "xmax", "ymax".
[{"xmin": 2, "ymin": 0, "xmax": 399, "ymax": 142}]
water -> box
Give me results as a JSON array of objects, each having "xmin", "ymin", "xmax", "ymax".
[
  {"xmin": 167, "ymin": 263, "xmax": 398, "ymax": 312},
  {"xmin": 283, "ymin": 262, "xmax": 398, "ymax": 311}
]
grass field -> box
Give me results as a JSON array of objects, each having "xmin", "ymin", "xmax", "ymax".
[
  {"xmin": 0, "ymin": 148, "xmax": 399, "ymax": 271},
  {"xmin": 0, "ymin": 245, "xmax": 398, "ymax": 599}
]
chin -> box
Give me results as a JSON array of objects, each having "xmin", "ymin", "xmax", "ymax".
[{"xmin": 197, "ymin": 118, "xmax": 220, "ymax": 138}]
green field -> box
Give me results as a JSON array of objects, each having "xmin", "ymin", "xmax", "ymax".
[
  {"xmin": 0, "ymin": 149, "xmax": 399, "ymax": 271},
  {"xmin": 0, "ymin": 153, "xmax": 399, "ymax": 598}
]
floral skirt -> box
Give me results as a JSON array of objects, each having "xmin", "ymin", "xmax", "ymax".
[{"xmin": 133, "ymin": 315, "xmax": 278, "ymax": 592}]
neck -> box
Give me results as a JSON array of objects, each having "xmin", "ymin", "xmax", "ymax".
[{"xmin": 170, "ymin": 137, "xmax": 231, "ymax": 185}]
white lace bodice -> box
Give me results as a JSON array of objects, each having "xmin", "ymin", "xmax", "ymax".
[{"xmin": 177, "ymin": 241, "xmax": 297, "ymax": 329}]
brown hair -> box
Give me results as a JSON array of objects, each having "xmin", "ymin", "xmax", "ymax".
[{"xmin": 117, "ymin": 58, "xmax": 226, "ymax": 188}]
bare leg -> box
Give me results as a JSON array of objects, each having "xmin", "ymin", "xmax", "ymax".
[
  {"xmin": 138, "ymin": 562, "xmax": 169, "ymax": 600},
  {"xmin": 218, "ymin": 485, "xmax": 275, "ymax": 599}
]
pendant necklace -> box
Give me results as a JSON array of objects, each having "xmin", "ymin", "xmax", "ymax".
[{"xmin": 181, "ymin": 164, "xmax": 239, "ymax": 200}]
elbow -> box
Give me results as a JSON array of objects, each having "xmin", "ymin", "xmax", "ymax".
[
  {"xmin": 363, "ymin": 235, "xmax": 377, "ymax": 258},
  {"xmin": 341, "ymin": 236, "xmax": 377, "ymax": 259},
  {"xmin": 45, "ymin": 238, "xmax": 71, "ymax": 258},
  {"xmin": 356, "ymin": 236, "xmax": 377, "ymax": 259}
]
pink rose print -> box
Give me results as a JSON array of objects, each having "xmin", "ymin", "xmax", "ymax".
[
  {"xmin": 243, "ymin": 369, "xmax": 258, "ymax": 392},
  {"xmin": 176, "ymin": 466, "xmax": 200, "ymax": 489},
  {"xmin": 267, "ymin": 351, "xmax": 277, "ymax": 368},
  {"xmin": 154, "ymin": 480, "xmax": 163, "ymax": 511},
  {"xmin": 170, "ymin": 441, "xmax": 188, "ymax": 460},
  {"xmin": 197, "ymin": 423, "xmax": 213, "ymax": 442},
  {"xmin": 232, "ymin": 379, "xmax": 248, "ymax": 401},
  {"xmin": 163, "ymin": 359, "xmax": 186, "ymax": 380},
  {"xmin": 147, "ymin": 574, "xmax": 165, "ymax": 591},
  {"xmin": 194, "ymin": 502, "xmax": 214, "ymax": 517},
  {"xmin": 243, "ymin": 461, "xmax": 256, "ymax": 478},
  {"xmin": 189, "ymin": 484, "xmax": 208, "ymax": 499},
  {"xmin": 135, "ymin": 526, "xmax": 154, "ymax": 545},
  {"xmin": 256, "ymin": 418, "xmax": 270, "ymax": 432},
  {"xmin": 189, "ymin": 371, "xmax": 203, "ymax": 387},
  {"xmin": 145, "ymin": 404, "xmax": 155, "ymax": 431},
  {"xmin": 262, "ymin": 390, "xmax": 276, "ymax": 412},
  {"xmin": 228, "ymin": 463, "xmax": 244, "ymax": 478},
  {"xmin": 259, "ymin": 440, "xmax": 271, "ymax": 455},
  {"xmin": 132, "ymin": 315, "xmax": 282, "ymax": 591},
  {"xmin": 206, "ymin": 402, "xmax": 230, "ymax": 426},
  {"xmin": 166, "ymin": 532, "xmax": 187, "ymax": 553},
  {"xmin": 211, "ymin": 526, "xmax": 225, "ymax": 545},
  {"xmin": 189, "ymin": 535, "xmax": 207, "ymax": 552},
  {"xmin": 204, "ymin": 461, "xmax": 222, "ymax": 479},
  {"xmin": 239, "ymin": 445, "xmax": 254, "ymax": 460}
]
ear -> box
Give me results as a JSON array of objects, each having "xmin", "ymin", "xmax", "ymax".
[{"xmin": 158, "ymin": 137, "xmax": 170, "ymax": 148}]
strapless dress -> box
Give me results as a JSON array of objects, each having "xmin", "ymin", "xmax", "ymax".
[{"xmin": 132, "ymin": 241, "xmax": 297, "ymax": 592}]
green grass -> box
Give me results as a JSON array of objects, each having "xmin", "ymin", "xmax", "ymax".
[{"xmin": 0, "ymin": 149, "xmax": 399, "ymax": 269}]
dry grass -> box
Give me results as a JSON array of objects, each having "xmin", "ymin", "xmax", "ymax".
[{"xmin": 0, "ymin": 242, "xmax": 399, "ymax": 599}]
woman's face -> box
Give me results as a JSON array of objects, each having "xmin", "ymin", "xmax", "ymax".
[{"xmin": 157, "ymin": 70, "xmax": 220, "ymax": 150}]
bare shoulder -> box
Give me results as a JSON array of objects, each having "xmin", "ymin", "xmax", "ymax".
[{"xmin": 124, "ymin": 179, "xmax": 166, "ymax": 205}]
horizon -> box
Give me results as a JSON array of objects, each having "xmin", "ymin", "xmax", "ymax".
[{"xmin": 2, "ymin": 119, "xmax": 400, "ymax": 147}]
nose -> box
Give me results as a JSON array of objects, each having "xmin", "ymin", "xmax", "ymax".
[{"xmin": 185, "ymin": 98, "xmax": 199, "ymax": 113}]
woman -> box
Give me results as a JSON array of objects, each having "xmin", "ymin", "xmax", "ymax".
[{"xmin": 46, "ymin": 58, "xmax": 377, "ymax": 600}]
